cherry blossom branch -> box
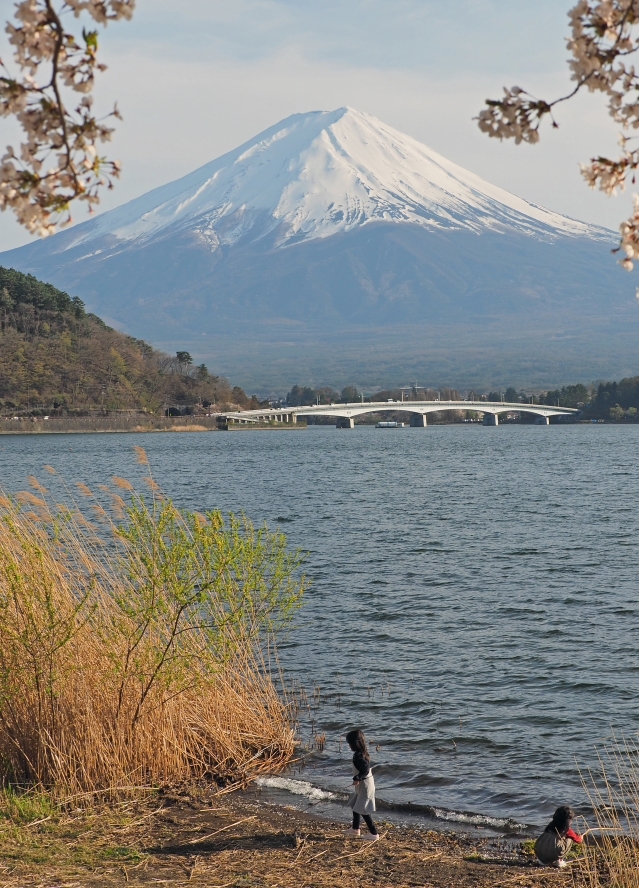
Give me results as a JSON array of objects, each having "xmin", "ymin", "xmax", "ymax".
[
  {"xmin": 477, "ymin": 0, "xmax": 639, "ymax": 269},
  {"xmin": 0, "ymin": 0, "xmax": 134, "ymax": 236}
]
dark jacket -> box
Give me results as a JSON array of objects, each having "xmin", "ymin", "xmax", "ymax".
[{"xmin": 352, "ymin": 751, "xmax": 371, "ymax": 781}]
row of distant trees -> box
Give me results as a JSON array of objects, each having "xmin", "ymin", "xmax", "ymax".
[
  {"xmin": 284, "ymin": 379, "xmax": 639, "ymax": 421},
  {"xmin": 159, "ymin": 351, "xmax": 264, "ymax": 413},
  {"xmin": 499, "ymin": 381, "xmax": 639, "ymax": 420},
  {"xmin": 285, "ymin": 384, "xmax": 463, "ymax": 406}
]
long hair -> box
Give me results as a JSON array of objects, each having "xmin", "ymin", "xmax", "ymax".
[
  {"xmin": 544, "ymin": 805, "xmax": 575, "ymax": 835},
  {"xmin": 345, "ymin": 728, "xmax": 369, "ymax": 762}
]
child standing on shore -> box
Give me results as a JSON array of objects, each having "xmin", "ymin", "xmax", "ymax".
[
  {"xmin": 534, "ymin": 805, "xmax": 583, "ymax": 868},
  {"xmin": 344, "ymin": 729, "xmax": 380, "ymax": 842}
]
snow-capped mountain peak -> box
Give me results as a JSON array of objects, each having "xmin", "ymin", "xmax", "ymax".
[
  {"xmin": 2, "ymin": 108, "xmax": 632, "ymax": 394},
  {"xmin": 49, "ymin": 107, "xmax": 606, "ymax": 256}
]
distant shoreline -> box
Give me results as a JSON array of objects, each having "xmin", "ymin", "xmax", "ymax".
[
  {"xmin": 1, "ymin": 416, "xmax": 631, "ymax": 435},
  {"xmin": 0, "ymin": 417, "xmax": 309, "ymax": 434},
  {"xmin": 0, "ymin": 416, "xmax": 219, "ymax": 435}
]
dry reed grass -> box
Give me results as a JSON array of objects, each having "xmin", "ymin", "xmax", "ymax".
[
  {"xmin": 0, "ymin": 450, "xmax": 305, "ymax": 799},
  {"xmin": 169, "ymin": 425, "xmax": 211, "ymax": 432},
  {"xmin": 577, "ymin": 736, "xmax": 639, "ymax": 888}
]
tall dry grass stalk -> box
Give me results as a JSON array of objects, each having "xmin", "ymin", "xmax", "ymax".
[
  {"xmin": 0, "ymin": 454, "xmax": 305, "ymax": 798},
  {"xmin": 579, "ymin": 736, "xmax": 639, "ymax": 888}
]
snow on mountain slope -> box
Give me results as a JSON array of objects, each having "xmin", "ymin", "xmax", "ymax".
[{"xmin": 46, "ymin": 107, "xmax": 609, "ymax": 256}]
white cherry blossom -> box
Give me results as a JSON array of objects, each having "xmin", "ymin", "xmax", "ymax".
[
  {"xmin": 478, "ymin": 0, "xmax": 639, "ymax": 269},
  {"xmin": 0, "ymin": 0, "xmax": 134, "ymax": 235}
]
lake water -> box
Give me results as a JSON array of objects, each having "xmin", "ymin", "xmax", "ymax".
[{"xmin": 1, "ymin": 424, "xmax": 637, "ymax": 832}]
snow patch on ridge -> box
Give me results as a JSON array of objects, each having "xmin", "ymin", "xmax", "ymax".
[{"xmin": 45, "ymin": 107, "xmax": 610, "ymax": 256}]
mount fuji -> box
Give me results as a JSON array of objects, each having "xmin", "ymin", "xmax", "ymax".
[{"xmin": 1, "ymin": 107, "xmax": 638, "ymax": 390}]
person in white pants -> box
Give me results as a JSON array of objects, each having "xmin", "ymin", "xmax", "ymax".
[{"xmin": 343, "ymin": 728, "xmax": 379, "ymax": 842}]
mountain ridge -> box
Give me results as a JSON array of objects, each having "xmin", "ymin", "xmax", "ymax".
[
  {"xmin": 1, "ymin": 107, "xmax": 635, "ymax": 391},
  {"xmin": 12, "ymin": 107, "xmax": 612, "ymax": 257}
]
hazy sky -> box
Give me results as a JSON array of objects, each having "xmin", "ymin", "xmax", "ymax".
[{"xmin": 0, "ymin": 0, "xmax": 633, "ymax": 251}]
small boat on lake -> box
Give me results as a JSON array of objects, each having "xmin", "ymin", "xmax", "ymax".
[{"xmin": 375, "ymin": 421, "xmax": 405, "ymax": 428}]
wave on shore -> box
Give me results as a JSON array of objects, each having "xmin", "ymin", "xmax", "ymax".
[
  {"xmin": 256, "ymin": 776, "xmax": 530, "ymax": 834},
  {"xmin": 256, "ymin": 776, "xmax": 339, "ymax": 802}
]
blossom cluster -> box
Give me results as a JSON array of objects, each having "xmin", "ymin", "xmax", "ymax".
[
  {"xmin": 476, "ymin": 88, "xmax": 551, "ymax": 144},
  {"xmin": 478, "ymin": 0, "xmax": 639, "ymax": 270},
  {"xmin": 0, "ymin": 0, "xmax": 134, "ymax": 236},
  {"xmin": 619, "ymin": 193, "xmax": 639, "ymax": 270}
]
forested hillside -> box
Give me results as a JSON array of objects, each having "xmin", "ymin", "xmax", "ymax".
[{"xmin": 0, "ymin": 267, "xmax": 258, "ymax": 414}]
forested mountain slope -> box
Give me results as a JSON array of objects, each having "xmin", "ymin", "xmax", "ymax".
[{"xmin": 0, "ymin": 267, "xmax": 255, "ymax": 413}]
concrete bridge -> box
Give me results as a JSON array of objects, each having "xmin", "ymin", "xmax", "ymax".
[{"xmin": 217, "ymin": 400, "xmax": 578, "ymax": 428}]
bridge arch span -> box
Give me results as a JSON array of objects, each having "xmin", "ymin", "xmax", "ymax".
[{"xmin": 218, "ymin": 400, "xmax": 577, "ymax": 428}]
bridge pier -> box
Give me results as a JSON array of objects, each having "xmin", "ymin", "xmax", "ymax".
[
  {"xmin": 483, "ymin": 413, "xmax": 499, "ymax": 426},
  {"xmin": 535, "ymin": 415, "xmax": 550, "ymax": 425},
  {"xmin": 336, "ymin": 417, "xmax": 355, "ymax": 429},
  {"xmin": 410, "ymin": 414, "xmax": 427, "ymax": 427}
]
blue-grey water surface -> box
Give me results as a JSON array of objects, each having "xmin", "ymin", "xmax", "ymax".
[{"xmin": 1, "ymin": 424, "xmax": 637, "ymax": 830}]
